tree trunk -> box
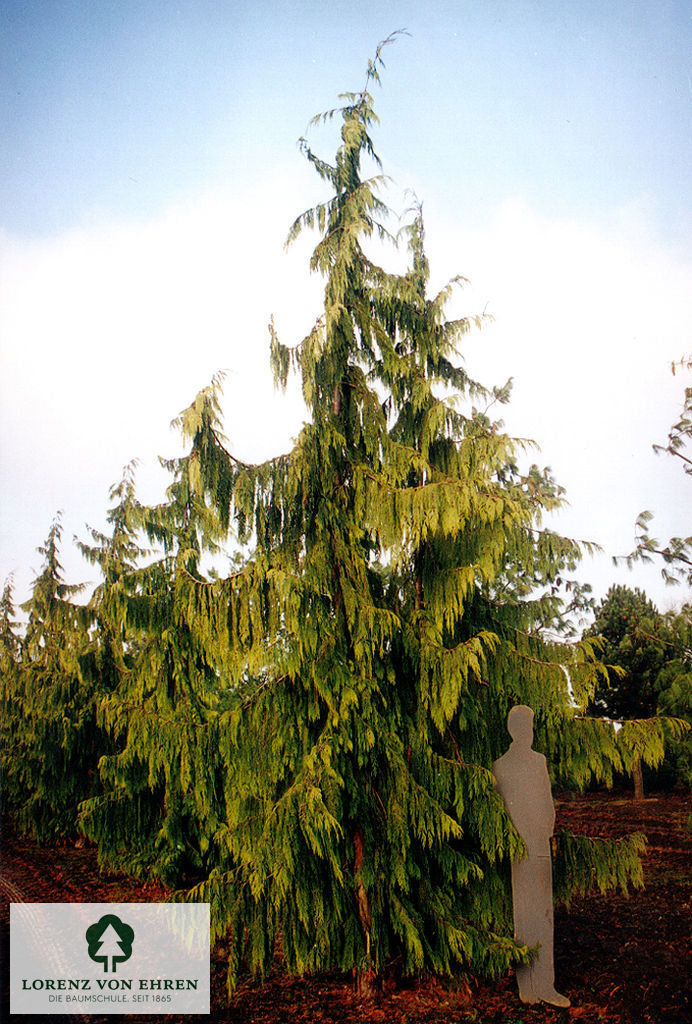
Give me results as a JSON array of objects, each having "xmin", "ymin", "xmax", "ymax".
[
  {"xmin": 632, "ymin": 756, "xmax": 645, "ymax": 802},
  {"xmin": 353, "ymin": 829, "xmax": 376, "ymax": 999},
  {"xmin": 356, "ymin": 968, "xmax": 377, "ymax": 1000}
]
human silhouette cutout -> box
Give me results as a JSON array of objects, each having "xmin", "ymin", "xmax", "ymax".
[{"xmin": 492, "ymin": 705, "xmax": 570, "ymax": 1008}]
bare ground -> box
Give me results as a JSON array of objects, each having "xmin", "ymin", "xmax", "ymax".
[{"xmin": 1, "ymin": 791, "xmax": 690, "ymax": 1024}]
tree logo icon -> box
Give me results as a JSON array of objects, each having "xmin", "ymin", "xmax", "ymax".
[{"xmin": 85, "ymin": 914, "xmax": 134, "ymax": 973}]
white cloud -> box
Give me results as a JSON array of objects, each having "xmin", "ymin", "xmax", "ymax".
[
  {"xmin": 0, "ymin": 161, "xmax": 320, "ymax": 600},
  {"xmin": 1, "ymin": 177, "xmax": 690, "ymax": 614},
  {"xmin": 426, "ymin": 197, "xmax": 692, "ymax": 607}
]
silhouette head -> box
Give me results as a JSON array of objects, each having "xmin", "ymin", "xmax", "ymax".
[{"xmin": 507, "ymin": 704, "xmax": 534, "ymax": 748}]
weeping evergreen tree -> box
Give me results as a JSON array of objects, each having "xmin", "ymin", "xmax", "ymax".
[
  {"xmin": 78, "ymin": 388, "xmax": 233, "ymax": 884},
  {"xmin": 174, "ymin": 38, "xmax": 666, "ymax": 993},
  {"xmin": 0, "ymin": 576, "xmax": 22, "ymax": 793},
  {"xmin": 74, "ymin": 462, "xmax": 152, "ymax": 867},
  {"xmin": 0, "ymin": 576, "xmax": 20, "ymax": 669},
  {"xmin": 4, "ymin": 36, "xmax": 683, "ymax": 999},
  {"xmin": 0, "ymin": 515, "xmax": 98, "ymax": 839},
  {"xmin": 75, "ymin": 462, "xmax": 147, "ymax": 710}
]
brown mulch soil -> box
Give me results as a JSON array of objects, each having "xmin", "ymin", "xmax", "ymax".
[{"xmin": 1, "ymin": 791, "xmax": 690, "ymax": 1023}]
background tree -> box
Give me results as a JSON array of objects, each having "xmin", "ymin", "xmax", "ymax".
[
  {"xmin": 656, "ymin": 604, "xmax": 692, "ymax": 788},
  {"xmin": 0, "ymin": 576, "xmax": 21, "ymax": 669},
  {"xmin": 586, "ymin": 585, "xmax": 666, "ymax": 721},
  {"xmin": 78, "ymin": 390, "xmax": 232, "ymax": 884},
  {"xmin": 0, "ymin": 515, "xmax": 99, "ymax": 838},
  {"xmin": 584, "ymin": 584, "xmax": 689, "ymax": 798},
  {"xmin": 0, "ymin": 577, "xmax": 22, "ymax": 790}
]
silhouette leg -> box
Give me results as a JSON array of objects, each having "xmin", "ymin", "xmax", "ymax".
[{"xmin": 511, "ymin": 856, "xmax": 569, "ymax": 1007}]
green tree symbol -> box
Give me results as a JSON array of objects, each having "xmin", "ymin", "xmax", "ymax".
[{"xmin": 85, "ymin": 914, "xmax": 134, "ymax": 972}]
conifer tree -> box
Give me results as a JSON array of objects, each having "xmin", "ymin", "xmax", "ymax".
[
  {"xmin": 0, "ymin": 576, "xmax": 20, "ymax": 668},
  {"xmin": 179, "ymin": 38, "xmax": 658, "ymax": 993},
  {"xmin": 3, "ymin": 37, "xmax": 682, "ymax": 999},
  {"xmin": 0, "ymin": 576, "xmax": 22, "ymax": 795},
  {"xmin": 75, "ymin": 462, "xmax": 146, "ymax": 713},
  {"xmin": 78, "ymin": 390, "xmax": 232, "ymax": 883},
  {"xmin": 0, "ymin": 515, "xmax": 98, "ymax": 839},
  {"xmin": 584, "ymin": 585, "xmax": 673, "ymax": 799},
  {"xmin": 585, "ymin": 585, "xmax": 667, "ymax": 721},
  {"xmin": 582, "ymin": 588, "xmax": 691, "ymax": 793},
  {"xmin": 656, "ymin": 604, "xmax": 692, "ymax": 787}
]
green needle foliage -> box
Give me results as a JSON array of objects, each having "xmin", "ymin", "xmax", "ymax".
[
  {"xmin": 656, "ymin": 605, "xmax": 692, "ymax": 788},
  {"xmin": 175, "ymin": 38, "xmax": 661, "ymax": 992},
  {"xmin": 2, "ymin": 37, "xmax": 681, "ymax": 998},
  {"xmin": 582, "ymin": 585, "xmax": 691, "ymax": 791},
  {"xmin": 77, "ymin": 402, "xmax": 232, "ymax": 884},
  {"xmin": 0, "ymin": 515, "xmax": 100, "ymax": 839},
  {"xmin": 0, "ymin": 576, "xmax": 21, "ymax": 669}
]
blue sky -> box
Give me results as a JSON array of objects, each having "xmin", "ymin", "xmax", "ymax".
[
  {"xmin": 1, "ymin": 0, "xmax": 691, "ymax": 613},
  {"xmin": 3, "ymin": 2, "xmax": 690, "ymax": 239}
]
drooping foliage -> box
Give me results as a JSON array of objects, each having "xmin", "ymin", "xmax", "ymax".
[
  {"xmin": 0, "ymin": 576, "xmax": 22, "ymax": 780},
  {"xmin": 0, "ymin": 576, "xmax": 21, "ymax": 669},
  {"xmin": 77, "ymin": 398, "xmax": 233, "ymax": 884},
  {"xmin": 2, "ymin": 37, "xmax": 685, "ymax": 996},
  {"xmin": 0, "ymin": 515, "xmax": 100, "ymax": 839},
  {"xmin": 172, "ymin": 39, "xmax": 664, "ymax": 990}
]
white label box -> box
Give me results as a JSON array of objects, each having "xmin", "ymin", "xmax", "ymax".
[{"xmin": 10, "ymin": 902, "xmax": 210, "ymax": 1015}]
